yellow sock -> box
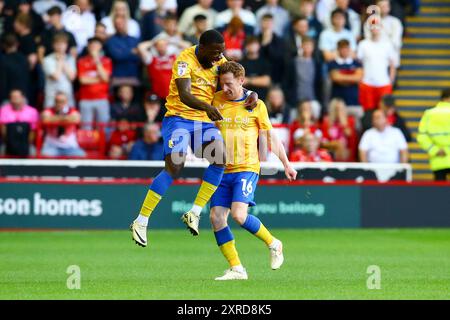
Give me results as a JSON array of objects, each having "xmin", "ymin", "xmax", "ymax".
[
  {"xmin": 219, "ymin": 240, "xmax": 241, "ymax": 267},
  {"xmin": 193, "ymin": 181, "xmax": 218, "ymax": 209},
  {"xmin": 139, "ymin": 189, "xmax": 162, "ymax": 218},
  {"xmin": 255, "ymin": 224, "xmax": 274, "ymax": 246}
]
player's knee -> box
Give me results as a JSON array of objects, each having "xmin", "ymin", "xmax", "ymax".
[
  {"xmin": 231, "ymin": 211, "xmax": 247, "ymax": 225},
  {"xmin": 210, "ymin": 210, "xmax": 226, "ymax": 229},
  {"xmin": 164, "ymin": 154, "xmax": 185, "ymax": 177}
]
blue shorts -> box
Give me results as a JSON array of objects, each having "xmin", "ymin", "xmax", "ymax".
[
  {"xmin": 210, "ymin": 172, "xmax": 259, "ymax": 209},
  {"xmin": 161, "ymin": 116, "xmax": 223, "ymax": 156}
]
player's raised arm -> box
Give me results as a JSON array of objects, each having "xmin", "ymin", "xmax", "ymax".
[{"xmin": 175, "ymin": 78, "xmax": 223, "ymax": 121}]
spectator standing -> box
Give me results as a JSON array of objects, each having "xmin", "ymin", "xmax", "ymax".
[
  {"xmin": 101, "ymin": 0, "xmax": 141, "ymax": 39},
  {"xmin": 0, "ymin": 89, "xmax": 38, "ymax": 156},
  {"xmin": 255, "ymin": 0, "xmax": 290, "ymax": 37},
  {"xmin": 241, "ymin": 37, "xmax": 271, "ymax": 101},
  {"xmin": 78, "ymin": 37, "xmax": 112, "ymax": 129},
  {"xmin": 294, "ymin": 37, "xmax": 319, "ymax": 109},
  {"xmin": 110, "ymin": 85, "xmax": 142, "ymax": 122},
  {"xmin": 104, "ymin": 15, "xmax": 140, "ymax": 87},
  {"xmin": 215, "ymin": 0, "xmax": 257, "ymax": 35},
  {"xmin": 328, "ymin": 39, "xmax": 363, "ymax": 110},
  {"xmin": 183, "ymin": 14, "xmax": 209, "ymax": 45},
  {"xmin": 357, "ymin": 26, "xmax": 398, "ymax": 111},
  {"xmin": 43, "ymin": 33, "xmax": 77, "ymax": 108},
  {"xmin": 139, "ymin": 0, "xmax": 177, "ymax": 41},
  {"xmin": 151, "ymin": 13, "xmax": 192, "ymax": 56},
  {"xmin": 222, "ymin": 16, "xmax": 246, "ymax": 61},
  {"xmin": 62, "ymin": 0, "xmax": 96, "ymax": 54},
  {"xmin": 417, "ymin": 89, "xmax": 450, "ymax": 181},
  {"xmin": 285, "ymin": 15, "xmax": 309, "ymax": 58},
  {"xmin": 299, "ymin": 0, "xmax": 322, "ymax": 40},
  {"xmin": 258, "ymin": 13, "xmax": 286, "ymax": 85},
  {"xmin": 323, "ymin": 0, "xmax": 361, "ymax": 41},
  {"xmin": 318, "ymin": 8, "xmax": 356, "ymax": 63},
  {"xmin": 0, "ymin": 33, "xmax": 30, "ymax": 104},
  {"xmin": 359, "ymin": 109, "xmax": 408, "ymax": 163},
  {"xmin": 37, "ymin": 6, "xmax": 77, "ymax": 63},
  {"xmin": 40, "ymin": 92, "xmax": 85, "ymax": 157},
  {"xmin": 178, "ymin": 0, "xmax": 217, "ymax": 37},
  {"xmin": 13, "ymin": 13, "xmax": 37, "ymax": 70},
  {"xmin": 11, "ymin": 0, "xmax": 45, "ymax": 37},
  {"xmin": 364, "ymin": 0, "xmax": 403, "ymax": 62},
  {"xmin": 138, "ymin": 38, "xmax": 176, "ymax": 101},
  {"xmin": 266, "ymin": 86, "xmax": 290, "ymax": 125},
  {"xmin": 128, "ymin": 122, "xmax": 164, "ymax": 160},
  {"xmin": 380, "ymin": 94, "xmax": 411, "ymax": 142}
]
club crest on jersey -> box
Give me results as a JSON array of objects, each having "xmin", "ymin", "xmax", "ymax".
[
  {"xmin": 168, "ymin": 139, "xmax": 175, "ymax": 148},
  {"xmin": 177, "ymin": 61, "xmax": 188, "ymax": 76}
]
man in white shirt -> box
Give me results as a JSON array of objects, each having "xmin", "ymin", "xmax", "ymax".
[
  {"xmin": 359, "ymin": 109, "xmax": 408, "ymax": 163},
  {"xmin": 215, "ymin": 0, "xmax": 257, "ymax": 34},
  {"xmin": 255, "ymin": 0, "xmax": 290, "ymax": 37},
  {"xmin": 318, "ymin": 8, "xmax": 356, "ymax": 62},
  {"xmin": 323, "ymin": 0, "xmax": 361, "ymax": 41},
  {"xmin": 357, "ymin": 26, "xmax": 398, "ymax": 111},
  {"xmin": 178, "ymin": 0, "xmax": 217, "ymax": 37},
  {"xmin": 364, "ymin": 0, "xmax": 403, "ymax": 61},
  {"xmin": 62, "ymin": 0, "xmax": 96, "ymax": 53}
]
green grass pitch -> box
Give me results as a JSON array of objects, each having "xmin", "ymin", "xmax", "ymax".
[{"xmin": 1, "ymin": 229, "xmax": 449, "ymax": 299}]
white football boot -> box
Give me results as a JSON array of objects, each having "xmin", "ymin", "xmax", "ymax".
[
  {"xmin": 215, "ymin": 267, "xmax": 248, "ymax": 281},
  {"xmin": 130, "ymin": 221, "xmax": 147, "ymax": 247},
  {"xmin": 270, "ymin": 239, "xmax": 284, "ymax": 270},
  {"xmin": 181, "ymin": 210, "xmax": 200, "ymax": 236}
]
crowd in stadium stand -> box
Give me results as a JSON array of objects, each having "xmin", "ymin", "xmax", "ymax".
[{"xmin": 0, "ymin": 0, "xmax": 417, "ymax": 163}]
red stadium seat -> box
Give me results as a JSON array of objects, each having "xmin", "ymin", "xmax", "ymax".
[{"xmin": 77, "ymin": 129, "xmax": 106, "ymax": 159}]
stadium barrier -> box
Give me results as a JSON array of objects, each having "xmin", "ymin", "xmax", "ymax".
[{"xmin": 1, "ymin": 173, "xmax": 448, "ymax": 230}]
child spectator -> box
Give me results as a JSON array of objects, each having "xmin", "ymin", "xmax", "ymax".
[
  {"xmin": 108, "ymin": 117, "xmax": 136, "ymax": 159},
  {"xmin": 289, "ymin": 100, "xmax": 322, "ymax": 154},
  {"xmin": 289, "ymin": 131, "xmax": 333, "ymax": 162},
  {"xmin": 43, "ymin": 32, "xmax": 76, "ymax": 108},
  {"xmin": 321, "ymin": 98, "xmax": 357, "ymax": 161},
  {"xmin": 40, "ymin": 92, "xmax": 85, "ymax": 157}
]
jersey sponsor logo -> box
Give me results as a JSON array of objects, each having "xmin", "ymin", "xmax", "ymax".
[{"xmin": 177, "ymin": 61, "xmax": 188, "ymax": 76}]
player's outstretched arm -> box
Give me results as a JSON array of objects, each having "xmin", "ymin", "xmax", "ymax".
[
  {"xmin": 175, "ymin": 78, "xmax": 223, "ymax": 121},
  {"xmin": 268, "ymin": 129, "xmax": 297, "ymax": 181}
]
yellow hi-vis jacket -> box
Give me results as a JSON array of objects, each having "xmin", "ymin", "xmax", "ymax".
[{"xmin": 417, "ymin": 101, "xmax": 450, "ymax": 171}]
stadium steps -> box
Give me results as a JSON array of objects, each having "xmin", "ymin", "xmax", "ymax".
[{"xmin": 393, "ymin": 3, "xmax": 450, "ymax": 181}]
